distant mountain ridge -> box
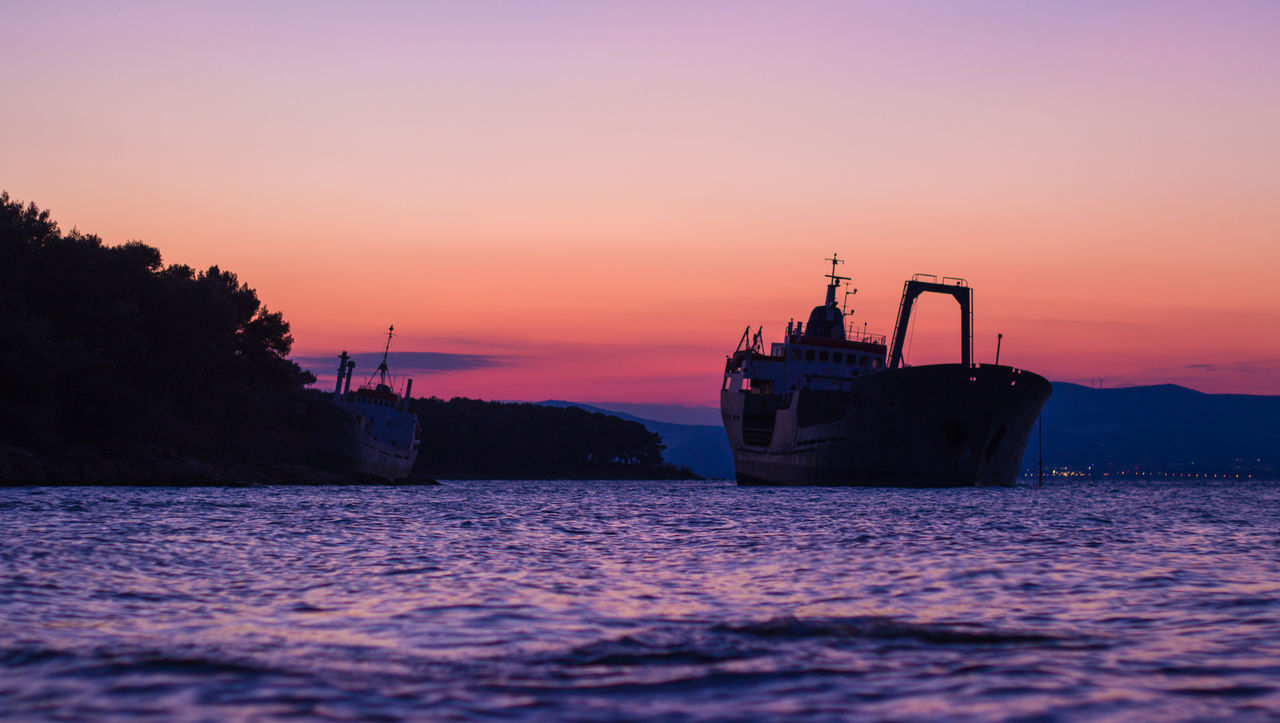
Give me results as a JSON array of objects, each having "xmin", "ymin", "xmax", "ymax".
[
  {"xmin": 545, "ymin": 383, "xmax": 1280, "ymax": 480},
  {"xmin": 566, "ymin": 402, "xmax": 723, "ymax": 427},
  {"xmin": 1038, "ymin": 382, "xmax": 1279, "ymax": 474},
  {"xmin": 538, "ymin": 401, "xmax": 733, "ymax": 479}
]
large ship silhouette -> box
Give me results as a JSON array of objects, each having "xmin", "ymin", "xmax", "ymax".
[{"xmin": 720, "ymin": 256, "xmax": 1051, "ymax": 486}]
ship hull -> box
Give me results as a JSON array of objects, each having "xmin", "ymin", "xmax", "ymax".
[
  {"xmin": 314, "ymin": 403, "xmax": 419, "ymax": 481},
  {"xmin": 721, "ymin": 364, "xmax": 1050, "ymax": 487}
]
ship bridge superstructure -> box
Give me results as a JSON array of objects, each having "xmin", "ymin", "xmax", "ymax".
[{"xmin": 723, "ymin": 254, "xmax": 888, "ymax": 397}]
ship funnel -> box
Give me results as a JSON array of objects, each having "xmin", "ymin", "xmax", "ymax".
[
  {"xmin": 403, "ymin": 378, "xmax": 413, "ymax": 409},
  {"xmin": 334, "ymin": 351, "xmax": 350, "ymax": 398},
  {"xmin": 343, "ymin": 361, "xmax": 355, "ymax": 395}
]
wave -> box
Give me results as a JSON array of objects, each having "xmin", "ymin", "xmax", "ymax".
[
  {"xmin": 716, "ymin": 614, "xmax": 1066, "ymax": 646},
  {"xmin": 542, "ymin": 614, "xmax": 1075, "ymax": 673}
]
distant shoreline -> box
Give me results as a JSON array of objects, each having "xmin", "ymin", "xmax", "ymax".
[
  {"xmin": 0, "ymin": 444, "xmax": 706, "ymax": 487},
  {"xmin": 0, "ymin": 444, "xmax": 441, "ymax": 487}
]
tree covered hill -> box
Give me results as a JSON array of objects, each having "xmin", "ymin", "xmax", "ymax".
[
  {"xmin": 0, "ymin": 193, "xmax": 696, "ymax": 483},
  {"xmin": 539, "ymin": 400, "xmax": 733, "ymax": 479},
  {"xmin": 410, "ymin": 397, "xmax": 694, "ymax": 479},
  {"xmin": 0, "ymin": 192, "xmax": 314, "ymax": 461}
]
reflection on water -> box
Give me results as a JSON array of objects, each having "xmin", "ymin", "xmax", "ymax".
[{"xmin": 2, "ymin": 480, "xmax": 1279, "ymax": 719}]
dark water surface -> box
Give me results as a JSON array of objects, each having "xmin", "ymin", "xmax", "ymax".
[{"xmin": 2, "ymin": 480, "xmax": 1279, "ymax": 720}]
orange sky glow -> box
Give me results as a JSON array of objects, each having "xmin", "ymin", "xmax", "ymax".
[{"xmin": 5, "ymin": 2, "xmax": 1279, "ymax": 404}]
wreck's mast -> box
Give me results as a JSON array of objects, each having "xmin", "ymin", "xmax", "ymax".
[{"xmin": 376, "ymin": 325, "xmax": 394, "ymax": 387}]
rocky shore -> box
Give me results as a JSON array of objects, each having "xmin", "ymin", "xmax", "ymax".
[{"xmin": 0, "ymin": 445, "xmax": 441, "ymax": 487}]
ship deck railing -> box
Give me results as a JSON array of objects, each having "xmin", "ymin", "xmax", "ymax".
[{"xmin": 843, "ymin": 328, "xmax": 888, "ymax": 345}]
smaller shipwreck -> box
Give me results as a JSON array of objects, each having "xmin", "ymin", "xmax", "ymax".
[{"xmin": 316, "ymin": 326, "xmax": 421, "ymax": 480}]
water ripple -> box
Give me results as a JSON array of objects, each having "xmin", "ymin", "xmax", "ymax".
[{"xmin": 1, "ymin": 479, "xmax": 1279, "ymax": 719}]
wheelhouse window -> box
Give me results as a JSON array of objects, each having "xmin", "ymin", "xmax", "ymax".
[
  {"xmin": 833, "ymin": 353, "xmax": 842, "ymax": 363},
  {"xmin": 804, "ymin": 349, "xmax": 815, "ymax": 361},
  {"xmin": 818, "ymin": 351, "xmax": 829, "ymax": 362}
]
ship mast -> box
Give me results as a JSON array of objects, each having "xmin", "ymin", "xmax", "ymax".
[
  {"xmin": 376, "ymin": 324, "xmax": 394, "ymax": 388},
  {"xmin": 825, "ymin": 253, "xmax": 851, "ymax": 309}
]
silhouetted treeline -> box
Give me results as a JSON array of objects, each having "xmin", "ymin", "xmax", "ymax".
[
  {"xmin": 1, "ymin": 193, "xmax": 697, "ymax": 483},
  {"xmin": 0, "ymin": 192, "xmax": 314, "ymax": 459},
  {"xmin": 411, "ymin": 397, "xmax": 695, "ymax": 479}
]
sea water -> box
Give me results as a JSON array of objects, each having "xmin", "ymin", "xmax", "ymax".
[{"xmin": 1, "ymin": 479, "xmax": 1278, "ymax": 720}]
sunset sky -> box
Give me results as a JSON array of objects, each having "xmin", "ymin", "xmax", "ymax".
[{"xmin": 6, "ymin": 1, "xmax": 1279, "ymax": 404}]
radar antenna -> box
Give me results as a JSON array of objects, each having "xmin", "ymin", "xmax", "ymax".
[
  {"xmin": 825, "ymin": 253, "xmax": 850, "ymax": 288},
  {"xmin": 824, "ymin": 252, "xmax": 851, "ymax": 309}
]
